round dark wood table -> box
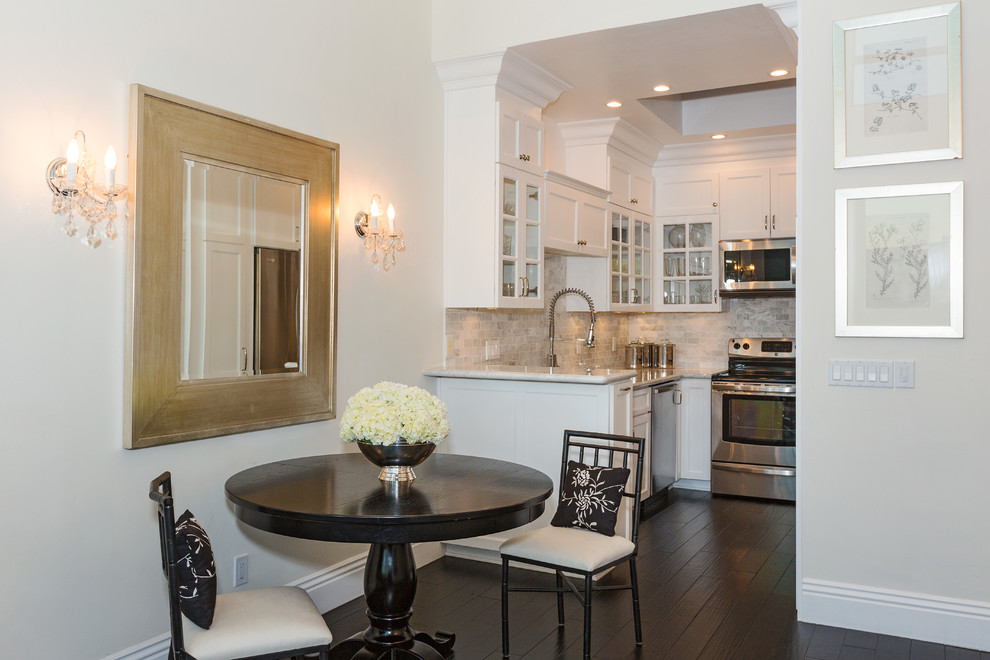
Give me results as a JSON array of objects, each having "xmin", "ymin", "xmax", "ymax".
[{"xmin": 225, "ymin": 453, "xmax": 553, "ymax": 660}]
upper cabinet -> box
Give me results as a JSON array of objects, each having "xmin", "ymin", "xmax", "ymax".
[
  {"xmin": 435, "ymin": 50, "xmax": 571, "ymax": 308},
  {"xmin": 559, "ymin": 118, "xmax": 661, "ymax": 216},
  {"xmin": 498, "ymin": 102, "xmax": 544, "ymax": 175},
  {"xmin": 544, "ymin": 172, "xmax": 609, "ymax": 257},
  {"xmin": 656, "ymin": 174, "xmax": 719, "ymax": 216},
  {"xmin": 718, "ymin": 166, "xmax": 795, "ymax": 240}
]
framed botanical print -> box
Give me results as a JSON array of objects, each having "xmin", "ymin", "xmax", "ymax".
[
  {"xmin": 836, "ymin": 182, "xmax": 963, "ymax": 338},
  {"xmin": 833, "ymin": 3, "xmax": 961, "ymax": 168}
]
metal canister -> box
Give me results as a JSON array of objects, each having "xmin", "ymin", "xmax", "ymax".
[
  {"xmin": 645, "ymin": 343, "xmax": 659, "ymax": 368},
  {"xmin": 625, "ymin": 343, "xmax": 644, "ymax": 368},
  {"xmin": 659, "ymin": 341, "xmax": 675, "ymax": 368}
]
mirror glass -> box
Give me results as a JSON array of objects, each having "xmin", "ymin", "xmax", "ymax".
[
  {"xmin": 181, "ymin": 157, "xmax": 305, "ymax": 380},
  {"xmin": 125, "ymin": 85, "xmax": 338, "ymax": 449}
]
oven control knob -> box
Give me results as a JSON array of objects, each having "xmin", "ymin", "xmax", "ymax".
[
  {"xmin": 742, "ymin": 343, "xmax": 750, "ymax": 350},
  {"xmin": 733, "ymin": 342, "xmax": 741, "ymax": 349}
]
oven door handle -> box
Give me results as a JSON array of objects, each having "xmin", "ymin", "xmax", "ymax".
[
  {"xmin": 713, "ymin": 462, "xmax": 796, "ymax": 478},
  {"xmin": 712, "ymin": 382, "xmax": 796, "ymax": 395}
]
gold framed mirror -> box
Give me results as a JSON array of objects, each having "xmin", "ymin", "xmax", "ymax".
[{"xmin": 125, "ymin": 85, "xmax": 338, "ymax": 449}]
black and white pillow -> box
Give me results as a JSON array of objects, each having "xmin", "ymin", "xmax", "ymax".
[
  {"xmin": 550, "ymin": 461, "xmax": 630, "ymax": 537},
  {"xmin": 174, "ymin": 510, "xmax": 217, "ymax": 629}
]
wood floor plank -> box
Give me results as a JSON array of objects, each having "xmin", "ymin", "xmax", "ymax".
[{"xmin": 321, "ymin": 490, "xmax": 977, "ymax": 660}]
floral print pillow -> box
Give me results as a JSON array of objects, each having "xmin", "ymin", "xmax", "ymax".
[
  {"xmin": 174, "ymin": 510, "xmax": 217, "ymax": 629},
  {"xmin": 550, "ymin": 461, "xmax": 630, "ymax": 537}
]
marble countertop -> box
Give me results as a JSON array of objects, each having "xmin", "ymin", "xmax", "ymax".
[
  {"xmin": 423, "ymin": 364, "xmax": 636, "ymax": 384},
  {"xmin": 424, "ymin": 364, "xmax": 723, "ymax": 386}
]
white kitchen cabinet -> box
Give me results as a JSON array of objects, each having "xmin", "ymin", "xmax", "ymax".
[
  {"xmin": 498, "ymin": 165, "xmax": 544, "ymax": 306},
  {"xmin": 563, "ymin": 205, "xmax": 653, "ymax": 313},
  {"xmin": 718, "ymin": 166, "xmax": 796, "ymax": 240},
  {"xmin": 498, "ymin": 100, "xmax": 544, "ymax": 175},
  {"xmin": 254, "ymin": 176, "xmax": 303, "ymax": 250},
  {"xmin": 655, "ymin": 174, "xmax": 719, "ymax": 216},
  {"xmin": 544, "ymin": 172, "xmax": 609, "ymax": 257},
  {"xmin": 608, "ymin": 151, "xmax": 654, "ymax": 214},
  {"xmin": 435, "ymin": 376, "xmax": 636, "ymax": 553},
  {"xmin": 658, "ymin": 217, "xmax": 722, "ymax": 312},
  {"xmin": 678, "ymin": 378, "xmax": 712, "ymax": 487},
  {"xmin": 632, "ymin": 388, "xmax": 651, "ymax": 502}
]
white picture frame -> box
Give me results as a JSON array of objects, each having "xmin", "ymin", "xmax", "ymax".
[
  {"xmin": 836, "ymin": 182, "xmax": 963, "ymax": 338},
  {"xmin": 833, "ymin": 3, "xmax": 961, "ymax": 168}
]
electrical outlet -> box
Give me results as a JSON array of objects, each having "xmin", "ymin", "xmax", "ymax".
[
  {"xmin": 234, "ymin": 554, "xmax": 248, "ymax": 587},
  {"xmin": 485, "ymin": 340, "xmax": 500, "ymax": 361}
]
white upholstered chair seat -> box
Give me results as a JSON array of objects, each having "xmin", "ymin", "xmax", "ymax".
[
  {"xmin": 500, "ymin": 526, "xmax": 635, "ymax": 572},
  {"xmin": 182, "ymin": 586, "xmax": 333, "ymax": 660}
]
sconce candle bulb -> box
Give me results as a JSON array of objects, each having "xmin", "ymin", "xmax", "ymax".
[
  {"xmin": 46, "ymin": 130, "xmax": 126, "ymax": 248},
  {"xmin": 354, "ymin": 194, "xmax": 404, "ymax": 270}
]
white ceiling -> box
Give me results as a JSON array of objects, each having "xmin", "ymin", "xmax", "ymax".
[{"xmin": 509, "ymin": 4, "xmax": 798, "ymax": 149}]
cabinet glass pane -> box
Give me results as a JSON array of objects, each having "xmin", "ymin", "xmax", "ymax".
[
  {"xmin": 642, "ymin": 223, "xmax": 651, "ymax": 249},
  {"xmin": 611, "ymin": 212, "xmax": 622, "ymax": 241},
  {"xmin": 620, "ymin": 276, "xmax": 629, "ymax": 303},
  {"xmin": 689, "ymin": 280, "xmax": 713, "ymax": 305},
  {"xmin": 663, "ymin": 280, "xmax": 686, "ymax": 305},
  {"xmin": 642, "ymin": 251, "xmax": 651, "ymax": 277},
  {"xmin": 501, "ymin": 261, "xmax": 516, "ymax": 298},
  {"xmin": 688, "ymin": 222, "xmax": 712, "ymax": 248},
  {"xmin": 689, "ymin": 251, "xmax": 712, "ymax": 277},
  {"xmin": 664, "ymin": 254, "xmax": 685, "ymax": 277},
  {"xmin": 611, "ymin": 243, "xmax": 620, "ymax": 273},
  {"xmin": 525, "ymin": 224, "xmax": 539, "ymax": 260},
  {"xmin": 634, "ymin": 220, "xmax": 643, "ymax": 247},
  {"xmin": 525, "ymin": 263, "xmax": 539, "ymax": 298},
  {"xmin": 664, "ymin": 224, "xmax": 686, "ymax": 249},
  {"xmin": 640, "ymin": 279, "xmax": 651, "ymax": 305},
  {"xmin": 620, "ymin": 216, "xmax": 629, "ymax": 243},
  {"xmin": 620, "ymin": 246, "xmax": 629, "ymax": 274},
  {"xmin": 525, "ymin": 184, "xmax": 540, "ymax": 221},
  {"xmin": 633, "ymin": 248, "xmax": 643, "ymax": 276},
  {"xmin": 502, "ymin": 220, "xmax": 516, "ymax": 257},
  {"xmin": 611, "ymin": 275, "xmax": 621, "ymax": 304},
  {"xmin": 502, "ymin": 178, "xmax": 517, "ymax": 217}
]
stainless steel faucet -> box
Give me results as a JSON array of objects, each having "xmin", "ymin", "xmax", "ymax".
[{"xmin": 547, "ymin": 288, "xmax": 596, "ymax": 367}]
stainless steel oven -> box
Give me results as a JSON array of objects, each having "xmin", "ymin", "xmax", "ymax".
[{"xmin": 711, "ymin": 338, "xmax": 796, "ymax": 501}]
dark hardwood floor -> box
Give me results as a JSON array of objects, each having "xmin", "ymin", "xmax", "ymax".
[{"xmin": 323, "ymin": 489, "xmax": 987, "ymax": 659}]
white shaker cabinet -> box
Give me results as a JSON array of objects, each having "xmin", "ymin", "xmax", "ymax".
[
  {"xmin": 655, "ymin": 174, "xmax": 719, "ymax": 216},
  {"xmin": 544, "ymin": 172, "xmax": 609, "ymax": 257},
  {"xmin": 498, "ymin": 101, "xmax": 544, "ymax": 176},
  {"xmin": 658, "ymin": 217, "xmax": 721, "ymax": 312},
  {"xmin": 718, "ymin": 166, "xmax": 796, "ymax": 240},
  {"xmin": 435, "ymin": 376, "xmax": 636, "ymax": 554},
  {"xmin": 678, "ymin": 378, "xmax": 712, "ymax": 488}
]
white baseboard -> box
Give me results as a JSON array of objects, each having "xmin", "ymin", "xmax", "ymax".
[
  {"xmin": 104, "ymin": 542, "xmax": 444, "ymax": 660},
  {"xmin": 673, "ymin": 479, "xmax": 710, "ymax": 492},
  {"xmin": 801, "ymin": 578, "xmax": 990, "ymax": 652}
]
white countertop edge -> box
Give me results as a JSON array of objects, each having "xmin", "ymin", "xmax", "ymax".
[{"xmin": 423, "ymin": 365, "xmax": 637, "ymax": 385}]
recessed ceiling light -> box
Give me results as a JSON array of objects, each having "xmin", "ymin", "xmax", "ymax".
[
  {"xmin": 653, "ymin": 84, "xmax": 671, "ymax": 93},
  {"xmin": 606, "ymin": 100, "xmax": 622, "ymax": 108},
  {"xmin": 770, "ymin": 69, "xmax": 789, "ymax": 77},
  {"xmin": 711, "ymin": 134, "xmax": 726, "ymax": 140}
]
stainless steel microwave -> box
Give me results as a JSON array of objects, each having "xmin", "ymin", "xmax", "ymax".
[{"xmin": 719, "ymin": 237, "xmax": 796, "ymax": 296}]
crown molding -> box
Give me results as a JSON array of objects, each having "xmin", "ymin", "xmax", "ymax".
[
  {"xmin": 434, "ymin": 49, "xmax": 572, "ymax": 108},
  {"xmin": 654, "ymin": 133, "xmax": 796, "ymax": 168},
  {"xmin": 558, "ymin": 118, "xmax": 662, "ymax": 167}
]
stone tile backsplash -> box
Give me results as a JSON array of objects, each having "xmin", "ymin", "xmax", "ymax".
[{"xmin": 443, "ymin": 255, "xmax": 795, "ymax": 370}]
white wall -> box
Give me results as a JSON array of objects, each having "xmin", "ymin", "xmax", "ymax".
[
  {"xmin": 0, "ymin": 1, "xmax": 443, "ymax": 658},
  {"xmin": 799, "ymin": 0, "xmax": 989, "ymax": 648}
]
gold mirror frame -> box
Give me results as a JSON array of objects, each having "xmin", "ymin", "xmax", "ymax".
[{"xmin": 124, "ymin": 85, "xmax": 338, "ymax": 449}]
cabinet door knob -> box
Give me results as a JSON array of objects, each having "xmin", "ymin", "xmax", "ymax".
[
  {"xmin": 630, "ymin": 198, "xmax": 638, "ymax": 204},
  {"xmin": 713, "ymin": 201, "xmax": 718, "ymax": 207}
]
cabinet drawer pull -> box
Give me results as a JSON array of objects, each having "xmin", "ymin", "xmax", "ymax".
[
  {"xmin": 620, "ymin": 386, "xmax": 632, "ymax": 392},
  {"xmin": 630, "ymin": 198, "xmax": 638, "ymax": 204},
  {"xmin": 764, "ymin": 215, "xmax": 768, "ymax": 230},
  {"xmin": 772, "ymin": 214, "xmax": 776, "ymax": 230},
  {"xmin": 518, "ymin": 154, "xmax": 531, "ymax": 162}
]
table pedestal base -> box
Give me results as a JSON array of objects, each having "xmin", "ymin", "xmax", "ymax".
[{"xmin": 329, "ymin": 542, "xmax": 455, "ymax": 660}]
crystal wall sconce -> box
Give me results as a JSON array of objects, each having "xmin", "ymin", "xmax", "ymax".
[
  {"xmin": 354, "ymin": 194, "xmax": 404, "ymax": 270},
  {"xmin": 45, "ymin": 130, "xmax": 126, "ymax": 248}
]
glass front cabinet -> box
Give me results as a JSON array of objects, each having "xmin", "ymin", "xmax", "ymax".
[
  {"xmin": 659, "ymin": 216, "xmax": 721, "ymax": 311},
  {"xmin": 499, "ymin": 165, "xmax": 542, "ymax": 307},
  {"xmin": 609, "ymin": 208, "xmax": 652, "ymax": 310}
]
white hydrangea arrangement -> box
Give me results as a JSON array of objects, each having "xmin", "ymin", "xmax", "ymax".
[{"xmin": 339, "ymin": 381, "xmax": 450, "ymax": 446}]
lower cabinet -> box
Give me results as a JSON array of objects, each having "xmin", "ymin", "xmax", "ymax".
[
  {"xmin": 434, "ymin": 376, "xmax": 635, "ymax": 554},
  {"xmin": 678, "ymin": 378, "xmax": 712, "ymax": 488}
]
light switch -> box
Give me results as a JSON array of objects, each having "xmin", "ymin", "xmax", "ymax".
[
  {"xmin": 855, "ymin": 365, "xmax": 865, "ymax": 381},
  {"xmin": 895, "ymin": 361, "xmax": 915, "ymax": 388},
  {"xmin": 831, "ymin": 362, "xmax": 841, "ymax": 381},
  {"xmin": 867, "ymin": 365, "xmax": 877, "ymax": 382},
  {"xmin": 843, "ymin": 365, "xmax": 853, "ymax": 381},
  {"xmin": 879, "ymin": 364, "xmax": 890, "ymax": 383}
]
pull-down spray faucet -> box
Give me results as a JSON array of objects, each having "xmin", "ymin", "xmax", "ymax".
[{"xmin": 547, "ymin": 288, "xmax": 596, "ymax": 368}]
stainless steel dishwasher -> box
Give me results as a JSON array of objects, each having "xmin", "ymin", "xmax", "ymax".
[{"xmin": 650, "ymin": 382, "xmax": 680, "ymax": 495}]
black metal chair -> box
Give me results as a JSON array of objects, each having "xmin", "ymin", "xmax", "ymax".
[
  {"xmin": 150, "ymin": 472, "xmax": 333, "ymax": 660},
  {"xmin": 500, "ymin": 430, "xmax": 645, "ymax": 660}
]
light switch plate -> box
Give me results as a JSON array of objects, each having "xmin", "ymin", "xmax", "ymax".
[
  {"xmin": 894, "ymin": 361, "xmax": 915, "ymax": 388},
  {"xmin": 828, "ymin": 359, "xmax": 893, "ymax": 388}
]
